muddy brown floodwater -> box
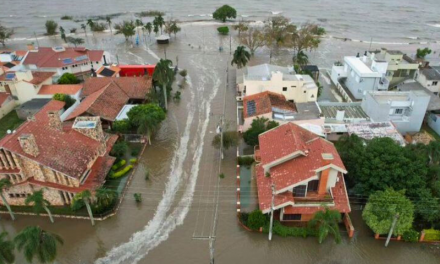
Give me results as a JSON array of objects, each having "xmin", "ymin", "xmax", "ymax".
[{"xmin": 1, "ymin": 24, "xmax": 440, "ymax": 264}]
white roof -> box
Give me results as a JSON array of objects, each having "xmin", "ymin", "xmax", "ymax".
[
  {"xmin": 116, "ymin": 104, "xmax": 137, "ymax": 121},
  {"xmin": 345, "ymin": 57, "xmax": 382, "ymax": 78}
]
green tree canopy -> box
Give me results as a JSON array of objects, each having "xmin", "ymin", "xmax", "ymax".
[
  {"xmin": 0, "ymin": 24, "xmax": 14, "ymax": 47},
  {"xmin": 57, "ymin": 73, "xmax": 80, "ymax": 84},
  {"xmin": 243, "ymin": 117, "xmax": 279, "ymax": 147},
  {"xmin": 416, "ymin": 48, "xmax": 432, "ymax": 59},
  {"xmin": 212, "ymin": 131, "xmax": 239, "ymax": 150},
  {"xmin": 45, "ymin": 20, "xmax": 58, "ymax": 35},
  {"xmin": 213, "ymin": 5, "xmax": 237, "ymax": 22},
  {"xmin": 114, "ymin": 20, "xmax": 136, "ymax": 40},
  {"xmin": 0, "ymin": 231, "xmax": 15, "ymax": 264},
  {"xmin": 110, "ymin": 141, "xmax": 128, "ymax": 158},
  {"xmin": 231, "ymin": 46, "xmax": 251, "ymax": 69},
  {"xmin": 153, "ymin": 59, "xmax": 174, "ymax": 110},
  {"xmin": 14, "ymin": 226, "xmax": 63, "ymax": 264},
  {"xmin": 362, "ymin": 189, "xmax": 414, "ymax": 235},
  {"xmin": 247, "ymin": 210, "xmax": 267, "ymax": 230},
  {"xmin": 127, "ymin": 103, "xmax": 166, "ymax": 143}
]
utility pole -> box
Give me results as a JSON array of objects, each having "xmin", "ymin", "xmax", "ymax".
[
  {"xmin": 385, "ymin": 214, "xmax": 399, "ymax": 247},
  {"xmin": 116, "ymin": 54, "xmax": 120, "ymax": 65},
  {"xmin": 268, "ymin": 183, "xmax": 275, "ymax": 241}
]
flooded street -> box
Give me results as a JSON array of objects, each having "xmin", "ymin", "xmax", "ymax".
[{"xmin": 2, "ymin": 24, "xmax": 440, "ymax": 263}]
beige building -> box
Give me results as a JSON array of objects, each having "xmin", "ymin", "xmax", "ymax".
[
  {"xmin": 238, "ymin": 64, "xmax": 318, "ymax": 103},
  {"xmin": 0, "ymin": 92, "xmax": 15, "ymax": 118},
  {"xmin": 415, "ymin": 67, "xmax": 440, "ymax": 95},
  {"xmin": 0, "ymin": 100, "xmax": 117, "ymax": 206},
  {"xmin": 0, "ymin": 70, "xmax": 55, "ymax": 104}
]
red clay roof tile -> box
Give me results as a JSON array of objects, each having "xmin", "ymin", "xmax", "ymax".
[
  {"xmin": 22, "ymin": 47, "xmax": 103, "ymax": 68},
  {"xmin": 243, "ymin": 91, "xmax": 297, "ymax": 118}
]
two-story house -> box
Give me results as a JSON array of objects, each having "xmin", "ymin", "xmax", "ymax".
[
  {"xmin": 415, "ymin": 67, "xmax": 440, "ymax": 95},
  {"xmin": 361, "ymin": 91, "xmax": 430, "ymax": 134},
  {"xmin": 0, "ymin": 100, "xmax": 117, "ymax": 206},
  {"xmin": 238, "ymin": 64, "xmax": 318, "ymax": 103},
  {"xmin": 21, "ymin": 47, "xmax": 109, "ymax": 82},
  {"xmin": 255, "ymin": 123, "xmax": 351, "ymax": 222}
]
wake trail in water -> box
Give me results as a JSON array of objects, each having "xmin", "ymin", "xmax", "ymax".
[{"xmin": 95, "ymin": 70, "xmax": 197, "ymax": 264}]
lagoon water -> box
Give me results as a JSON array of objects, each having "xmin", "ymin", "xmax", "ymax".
[{"xmin": 1, "ymin": 0, "xmax": 440, "ymax": 42}]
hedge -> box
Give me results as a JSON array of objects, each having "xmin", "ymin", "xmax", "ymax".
[
  {"xmin": 402, "ymin": 229, "xmax": 419, "ymax": 242},
  {"xmin": 112, "ymin": 160, "xmax": 126, "ymax": 171},
  {"xmin": 423, "ymin": 229, "xmax": 440, "ymax": 241},
  {"xmin": 272, "ymin": 221, "xmax": 316, "ymax": 238},
  {"xmin": 238, "ymin": 156, "xmax": 254, "ymax": 166},
  {"xmin": 129, "ymin": 158, "xmax": 137, "ymax": 164},
  {"xmin": 110, "ymin": 165, "xmax": 133, "ymax": 179}
]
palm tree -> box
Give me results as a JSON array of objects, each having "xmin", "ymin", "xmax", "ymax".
[
  {"xmin": 94, "ymin": 188, "xmax": 117, "ymax": 211},
  {"xmin": 87, "ymin": 19, "xmax": 95, "ymax": 36},
  {"xmin": 135, "ymin": 19, "xmax": 143, "ymax": 40},
  {"xmin": 153, "ymin": 22, "xmax": 159, "ymax": 36},
  {"xmin": 25, "ymin": 190, "xmax": 54, "ymax": 223},
  {"xmin": 0, "ymin": 179, "xmax": 15, "ymax": 221},
  {"xmin": 153, "ymin": 59, "xmax": 174, "ymax": 110},
  {"xmin": 14, "ymin": 226, "xmax": 63, "ymax": 264},
  {"xmin": 154, "ymin": 15, "xmax": 164, "ymax": 34},
  {"xmin": 81, "ymin": 24, "xmax": 87, "ymax": 38},
  {"xmin": 294, "ymin": 50, "xmax": 309, "ymax": 66},
  {"xmin": 231, "ymin": 46, "xmax": 251, "ymax": 69},
  {"xmin": 106, "ymin": 16, "xmax": 113, "ymax": 36},
  {"xmin": 145, "ymin": 22, "xmax": 152, "ymax": 38},
  {"xmin": 308, "ymin": 207, "xmax": 342, "ymax": 244},
  {"xmin": 72, "ymin": 190, "xmax": 94, "ymax": 226},
  {"xmin": 0, "ymin": 232, "xmax": 14, "ymax": 264}
]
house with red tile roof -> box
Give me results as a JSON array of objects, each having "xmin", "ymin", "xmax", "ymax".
[
  {"xmin": 66, "ymin": 77, "xmax": 152, "ymax": 126},
  {"xmin": 0, "ymin": 100, "xmax": 117, "ymax": 206},
  {"xmin": 37, "ymin": 84, "xmax": 83, "ymax": 101},
  {"xmin": 242, "ymin": 91, "xmax": 323, "ymax": 131},
  {"xmin": 255, "ymin": 122, "xmax": 350, "ymax": 222},
  {"xmin": 21, "ymin": 46, "xmax": 109, "ymax": 81},
  {"xmin": 0, "ymin": 70, "xmax": 55, "ymax": 104}
]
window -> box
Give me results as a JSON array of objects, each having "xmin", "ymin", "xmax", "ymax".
[
  {"xmin": 282, "ymin": 87, "xmax": 287, "ymax": 91},
  {"xmin": 288, "ymin": 100, "xmax": 294, "ymax": 103},
  {"xmin": 303, "ymin": 91, "xmax": 306, "ymax": 93},
  {"xmin": 394, "ymin": 109, "xmax": 404, "ymax": 114},
  {"xmin": 433, "ymin": 81, "xmax": 438, "ymax": 86},
  {"xmin": 293, "ymin": 185, "xmax": 307, "ymax": 197},
  {"xmin": 307, "ymin": 180, "xmax": 319, "ymax": 192},
  {"xmin": 283, "ymin": 214, "xmax": 301, "ymax": 221},
  {"xmin": 291, "ymin": 86, "xmax": 296, "ymax": 88}
]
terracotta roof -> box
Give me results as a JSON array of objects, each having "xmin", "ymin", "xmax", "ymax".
[
  {"xmin": 66, "ymin": 82, "xmax": 129, "ymax": 121},
  {"xmin": 25, "ymin": 71, "xmax": 56, "ymax": 85},
  {"xmin": 256, "ymin": 123, "xmax": 349, "ymax": 213},
  {"xmin": 81, "ymin": 77, "xmax": 152, "ymax": 99},
  {"xmin": 0, "ymin": 100, "xmax": 104, "ymax": 179},
  {"xmin": 22, "ymin": 47, "xmax": 104, "ymax": 68},
  {"xmin": 243, "ymin": 91, "xmax": 297, "ymax": 118},
  {"xmin": 38, "ymin": 84, "xmax": 83, "ymax": 95},
  {"xmin": 0, "ymin": 92, "xmax": 11, "ymax": 106}
]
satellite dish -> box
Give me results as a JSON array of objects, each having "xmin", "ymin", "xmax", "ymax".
[
  {"xmin": 6, "ymin": 130, "xmax": 11, "ymax": 134},
  {"xmin": 12, "ymin": 130, "xmax": 16, "ymax": 134}
]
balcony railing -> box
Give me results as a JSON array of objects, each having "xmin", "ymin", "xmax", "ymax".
[{"xmin": 294, "ymin": 191, "xmax": 334, "ymax": 205}]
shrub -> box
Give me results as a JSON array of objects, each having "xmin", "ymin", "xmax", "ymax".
[
  {"xmin": 57, "ymin": 73, "xmax": 80, "ymax": 84},
  {"xmin": 131, "ymin": 145, "xmax": 141, "ymax": 156},
  {"xmin": 219, "ymin": 173, "xmax": 225, "ymax": 179},
  {"xmin": 91, "ymin": 22, "xmax": 107, "ymax": 32},
  {"xmin": 179, "ymin": 69, "xmax": 187, "ymax": 78},
  {"xmin": 129, "ymin": 158, "xmax": 137, "ymax": 164},
  {"xmin": 247, "ymin": 210, "xmax": 268, "ymax": 230},
  {"xmin": 272, "ymin": 221, "xmax": 316, "ymax": 238},
  {"xmin": 111, "ymin": 159, "xmax": 126, "ymax": 171},
  {"xmin": 238, "ymin": 156, "xmax": 254, "ymax": 166},
  {"xmin": 45, "ymin": 20, "xmax": 58, "ymax": 35},
  {"xmin": 145, "ymin": 169, "xmax": 150, "ymax": 180},
  {"xmin": 136, "ymin": 10, "xmax": 165, "ymax": 17},
  {"xmin": 217, "ymin": 26, "xmax": 229, "ymax": 35},
  {"xmin": 240, "ymin": 212, "xmax": 249, "ymax": 226},
  {"xmin": 111, "ymin": 141, "xmax": 128, "ymax": 158},
  {"xmin": 112, "ymin": 119, "xmax": 132, "ymax": 134},
  {"xmin": 61, "ymin": 15, "xmax": 73, "ymax": 20},
  {"xmin": 402, "ymin": 229, "xmax": 420, "ymax": 242},
  {"xmin": 110, "ymin": 165, "xmax": 133, "ymax": 179},
  {"xmin": 53, "ymin": 93, "xmax": 76, "ymax": 109},
  {"xmin": 423, "ymin": 229, "xmax": 440, "ymax": 241},
  {"xmin": 70, "ymin": 28, "xmax": 77, "ymax": 33},
  {"xmin": 134, "ymin": 193, "xmax": 142, "ymax": 203}
]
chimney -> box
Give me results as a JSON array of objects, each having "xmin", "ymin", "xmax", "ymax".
[
  {"xmin": 318, "ymin": 154, "xmax": 334, "ymax": 196},
  {"xmin": 48, "ymin": 111, "xmax": 62, "ymax": 131},
  {"xmin": 356, "ymin": 52, "xmax": 360, "ymax": 58},
  {"xmin": 363, "ymin": 51, "xmax": 368, "ymax": 62},
  {"xmin": 18, "ymin": 134, "xmax": 39, "ymax": 157}
]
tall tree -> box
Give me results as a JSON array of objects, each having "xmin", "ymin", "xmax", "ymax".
[
  {"xmin": 145, "ymin": 22, "xmax": 152, "ymax": 38},
  {"xmin": 114, "ymin": 20, "xmax": 136, "ymax": 41},
  {"xmin": 71, "ymin": 190, "xmax": 95, "ymax": 226},
  {"xmin": 293, "ymin": 50, "xmax": 309, "ymax": 66},
  {"xmin": 14, "ymin": 226, "xmax": 63, "ymax": 264},
  {"xmin": 241, "ymin": 27, "xmax": 265, "ymax": 56},
  {"xmin": 363, "ymin": 188, "xmax": 414, "ymax": 235},
  {"xmin": 25, "ymin": 190, "xmax": 54, "ymax": 223},
  {"xmin": 0, "ymin": 231, "xmax": 14, "ymax": 264},
  {"xmin": 233, "ymin": 21, "xmax": 249, "ymax": 39},
  {"xmin": 231, "ymin": 46, "xmax": 251, "ymax": 69},
  {"xmin": 66, "ymin": 36, "xmax": 84, "ymax": 47},
  {"xmin": 59, "ymin": 26, "xmax": 66, "ymax": 42},
  {"xmin": 292, "ymin": 23, "xmax": 324, "ymax": 57},
  {"xmin": 0, "ymin": 179, "xmax": 15, "ymax": 221},
  {"xmin": 127, "ymin": 104, "xmax": 166, "ymax": 144},
  {"xmin": 0, "ymin": 24, "xmax": 14, "ymax": 47},
  {"xmin": 93, "ymin": 188, "xmax": 118, "ymax": 213},
  {"xmin": 263, "ymin": 16, "xmax": 296, "ymax": 60},
  {"xmin": 308, "ymin": 207, "xmax": 342, "ymax": 244},
  {"xmin": 213, "ymin": 5, "xmax": 237, "ymax": 22},
  {"xmin": 153, "ymin": 23, "xmax": 159, "ymax": 36},
  {"xmin": 153, "ymin": 15, "xmax": 164, "ymax": 34},
  {"xmin": 87, "ymin": 19, "xmax": 95, "ymax": 36},
  {"xmin": 243, "ymin": 117, "xmax": 279, "ymax": 146},
  {"xmin": 153, "ymin": 59, "xmax": 174, "ymax": 110},
  {"xmin": 81, "ymin": 23, "xmax": 87, "ymax": 38},
  {"xmin": 106, "ymin": 16, "xmax": 113, "ymax": 36}
]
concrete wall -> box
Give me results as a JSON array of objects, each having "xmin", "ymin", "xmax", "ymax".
[
  {"xmin": 0, "ymin": 96, "xmax": 16, "ymax": 118},
  {"xmin": 417, "ymin": 72, "xmax": 440, "ymax": 94},
  {"xmin": 345, "ymin": 65, "xmax": 380, "ymax": 100}
]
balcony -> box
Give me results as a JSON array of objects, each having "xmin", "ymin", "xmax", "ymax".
[{"xmin": 293, "ymin": 191, "xmax": 334, "ymax": 205}]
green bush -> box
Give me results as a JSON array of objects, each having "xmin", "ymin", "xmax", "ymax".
[
  {"xmin": 219, "ymin": 173, "xmax": 225, "ymax": 179},
  {"xmin": 402, "ymin": 229, "xmax": 420, "ymax": 242},
  {"xmin": 113, "ymin": 119, "xmax": 132, "ymax": 134},
  {"xmin": 110, "ymin": 141, "xmax": 128, "ymax": 158},
  {"xmin": 131, "ymin": 145, "xmax": 142, "ymax": 156},
  {"xmin": 217, "ymin": 26, "xmax": 229, "ymax": 35},
  {"xmin": 134, "ymin": 193, "xmax": 142, "ymax": 203},
  {"xmin": 110, "ymin": 165, "xmax": 133, "ymax": 179},
  {"xmin": 423, "ymin": 229, "xmax": 440, "ymax": 241},
  {"xmin": 240, "ymin": 212, "xmax": 249, "ymax": 226},
  {"xmin": 57, "ymin": 73, "xmax": 80, "ymax": 84},
  {"xmin": 53, "ymin": 93, "xmax": 76, "ymax": 109},
  {"xmin": 145, "ymin": 169, "xmax": 150, "ymax": 180},
  {"xmin": 112, "ymin": 159, "xmax": 126, "ymax": 171},
  {"xmin": 129, "ymin": 158, "xmax": 137, "ymax": 164},
  {"xmin": 247, "ymin": 210, "xmax": 268, "ymax": 230},
  {"xmin": 272, "ymin": 221, "xmax": 316, "ymax": 238},
  {"xmin": 238, "ymin": 156, "xmax": 254, "ymax": 166}
]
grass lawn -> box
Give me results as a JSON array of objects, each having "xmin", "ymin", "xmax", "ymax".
[{"xmin": 0, "ymin": 111, "xmax": 24, "ymax": 139}]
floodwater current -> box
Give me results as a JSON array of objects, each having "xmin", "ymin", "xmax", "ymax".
[{"xmin": 1, "ymin": 23, "xmax": 440, "ymax": 264}]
